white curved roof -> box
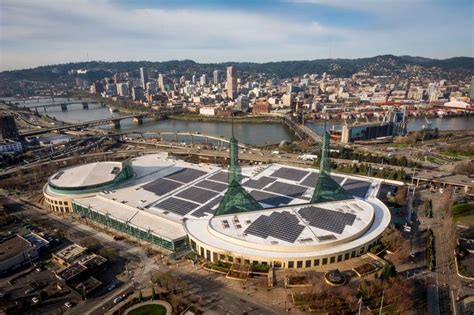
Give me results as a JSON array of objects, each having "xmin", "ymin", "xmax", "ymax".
[{"xmin": 49, "ymin": 162, "xmax": 122, "ymax": 188}]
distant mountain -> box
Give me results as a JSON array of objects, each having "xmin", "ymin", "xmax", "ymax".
[{"xmin": 1, "ymin": 55, "xmax": 473, "ymax": 82}]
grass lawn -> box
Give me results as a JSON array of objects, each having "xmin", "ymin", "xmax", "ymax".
[
  {"xmin": 453, "ymin": 203, "xmax": 474, "ymax": 227},
  {"xmin": 128, "ymin": 304, "xmax": 167, "ymax": 315}
]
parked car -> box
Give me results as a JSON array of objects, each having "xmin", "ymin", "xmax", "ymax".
[
  {"xmin": 113, "ymin": 296, "xmax": 123, "ymax": 304},
  {"xmin": 64, "ymin": 302, "xmax": 73, "ymax": 308},
  {"xmin": 32, "ymin": 297, "xmax": 39, "ymax": 304},
  {"xmin": 107, "ymin": 283, "xmax": 117, "ymax": 292}
]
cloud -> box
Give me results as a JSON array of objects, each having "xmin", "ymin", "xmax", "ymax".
[{"xmin": 0, "ymin": 0, "xmax": 472, "ymax": 71}]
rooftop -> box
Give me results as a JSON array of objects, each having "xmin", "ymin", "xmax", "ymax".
[
  {"xmin": 53, "ymin": 244, "xmax": 87, "ymax": 263},
  {"xmin": 48, "ymin": 161, "xmax": 123, "ymax": 189},
  {"xmin": 0, "ymin": 235, "xmax": 32, "ymax": 262}
]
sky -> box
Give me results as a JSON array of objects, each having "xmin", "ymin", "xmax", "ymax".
[{"xmin": 0, "ymin": 0, "xmax": 473, "ymax": 71}]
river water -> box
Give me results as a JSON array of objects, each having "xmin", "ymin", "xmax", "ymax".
[{"xmin": 6, "ymin": 98, "xmax": 473, "ymax": 146}]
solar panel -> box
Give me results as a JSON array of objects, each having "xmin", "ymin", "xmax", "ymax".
[
  {"xmin": 191, "ymin": 195, "xmax": 224, "ymax": 218},
  {"xmin": 141, "ymin": 178, "xmax": 182, "ymax": 195},
  {"xmin": 264, "ymin": 181, "xmax": 308, "ymax": 198},
  {"xmin": 331, "ymin": 175, "xmax": 345, "ymax": 185},
  {"xmin": 165, "ymin": 168, "xmax": 207, "ymax": 183},
  {"xmin": 343, "ymin": 179, "xmax": 371, "ymax": 198},
  {"xmin": 195, "ymin": 180, "xmax": 228, "ymax": 192},
  {"xmin": 250, "ymin": 190, "xmax": 292, "ymax": 207},
  {"xmin": 271, "ymin": 167, "xmax": 309, "ymax": 181},
  {"xmin": 244, "ymin": 176, "xmax": 276, "ymax": 189},
  {"xmin": 208, "ymin": 171, "xmax": 228, "ymax": 183},
  {"xmin": 244, "ymin": 211, "xmax": 304, "ymax": 243},
  {"xmin": 155, "ymin": 197, "xmax": 199, "ymax": 216},
  {"xmin": 176, "ymin": 187, "xmax": 218, "ymax": 204},
  {"xmin": 300, "ymin": 172, "xmax": 319, "ymax": 187},
  {"xmin": 299, "ymin": 206, "xmax": 356, "ymax": 234}
]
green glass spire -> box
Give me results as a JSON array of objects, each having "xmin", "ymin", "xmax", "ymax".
[
  {"xmin": 214, "ymin": 118, "xmax": 263, "ymax": 216},
  {"xmin": 311, "ymin": 131, "xmax": 352, "ymax": 203}
]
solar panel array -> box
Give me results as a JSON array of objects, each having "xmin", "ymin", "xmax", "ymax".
[
  {"xmin": 300, "ymin": 172, "xmax": 319, "ymax": 187},
  {"xmin": 195, "ymin": 180, "xmax": 228, "ymax": 192},
  {"xmin": 271, "ymin": 167, "xmax": 309, "ymax": 181},
  {"xmin": 176, "ymin": 186, "xmax": 218, "ymax": 204},
  {"xmin": 165, "ymin": 168, "xmax": 207, "ymax": 183},
  {"xmin": 250, "ymin": 190, "xmax": 292, "ymax": 207},
  {"xmin": 191, "ymin": 195, "xmax": 224, "ymax": 218},
  {"xmin": 299, "ymin": 206, "xmax": 356, "ymax": 234},
  {"xmin": 141, "ymin": 178, "xmax": 182, "ymax": 195},
  {"xmin": 343, "ymin": 179, "xmax": 371, "ymax": 198},
  {"xmin": 244, "ymin": 176, "xmax": 276, "ymax": 189},
  {"xmin": 208, "ymin": 171, "xmax": 228, "ymax": 183},
  {"xmin": 331, "ymin": 175, "xmax": 345, "ymax": 185},
  {"xmin": 265, "ymin": 181, "xmax": 308, "ymax": 198},
  {"xmin": 155, "ymin": 197, "xmax": 199, "ymax": 216},
  {"xmin": 244, "ymin": 211, "xmax": 305, "ymax": 243}
]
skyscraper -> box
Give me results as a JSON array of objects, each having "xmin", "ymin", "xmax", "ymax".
[
  {"xmin": 470, "ymin": 76, "xmax": 474, "ymax": 100},
  {"xmin": 226, "ymin": 66, "xmax": 237, "ymax": 100},
  {"xmin": 140, "ymin": 67, "xmax": 148, "ymax": 89},
  {"xmin": 213, "ymin": 70, "xmax": 220, "ymax": 84},
  {"xmin": 158, "ymin": 73, "xmax": 166, "ymax": 92},
  {"xmin": 200, "ymin": 74, "xmax": 207, "ymax": 86}
]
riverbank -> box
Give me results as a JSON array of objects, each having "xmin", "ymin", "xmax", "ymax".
[{"xmin": 168, "ymin": 114, "xmax": 282, "ymax": 123}]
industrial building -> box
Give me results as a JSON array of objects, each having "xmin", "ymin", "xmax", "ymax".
[{"xmin": 43, "ymin": 132, "xmax": 391, "ymax": 269}]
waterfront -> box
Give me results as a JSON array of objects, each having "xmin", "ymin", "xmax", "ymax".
[{"xmin": 6, "ymin": 98, "xmax": 473, "ymax": 146}]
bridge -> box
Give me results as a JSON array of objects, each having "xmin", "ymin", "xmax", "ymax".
[
  {"xmin": 282, "ymin": 115, "xmax": 322, "ymax": 142},
  {"xmin": 24, "ymin": 100, "xmax": 104, "ymax": 112},
  {"xmin": 19, "ymin": 114, "xmax": 152, "ymax": 138}
]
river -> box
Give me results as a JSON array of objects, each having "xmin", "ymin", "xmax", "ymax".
[{"xmin": 5, "ymin": 98, "xmax": 473, "ymax": 146}]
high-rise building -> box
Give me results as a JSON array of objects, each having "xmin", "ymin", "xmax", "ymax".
[
  {"xmin": 140, "ymin": 67, "xmax": 148, "ymax": 89},
  {"xmin": 213, "ymin": 70, "xmax": 220, "ymax": 84},
  {"xmin": 470, "ymin": 76, "xmax": 474, "ymax": 100},
  {"xmin": 200, "ymin": 74, "xmax": 207, "ymax": 86},
  {"xmin": 192, "ymin": 75, "xmax": 196, "ymax": 84},
  {"xmin": 226, "ymin": 66, "xmax": 237, "ymax": 100},
  {"xmin": 132, "ymin": 87, "xmax": 144, "ymax": 101},
  {"xmin": 116, "ymin": 83, "xmax": 130, "ymax": 97},
  {"xmin": 158, "ymin": 73, "xmax": 166, "ymax": 92}
]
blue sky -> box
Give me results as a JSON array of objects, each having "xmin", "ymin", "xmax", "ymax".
[{"xmin": 0, "ymin": 0, "xmax": 473, "ymax": 70}]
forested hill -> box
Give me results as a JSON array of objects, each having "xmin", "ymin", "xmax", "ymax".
[{"xmin": 1, "ymin": 55, "xmax": 473, "ymax": 82}]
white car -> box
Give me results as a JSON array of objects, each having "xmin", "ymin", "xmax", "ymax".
[
  {"xmin": 64, "ymin": 302, "xmax": 73, "ymax": 308},
  {"xmin": 113, "ymin": 296, "xmax": 122, "ymax": 304},
  {"xmin": 32, "ymin": 297, "xmax": 39, "ymax": 304}
]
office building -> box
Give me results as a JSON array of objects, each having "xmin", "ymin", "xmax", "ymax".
[
  {"xmin": 140, "ymin": 67, "xmax": 148, "ymax": 89},
  {"xmin": 227, "ymin": 66, "xmax": 237, "ymax": 100}
]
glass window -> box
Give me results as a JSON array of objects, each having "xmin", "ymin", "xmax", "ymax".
[
  {"xmin": 351, "ymin": 251, "xmax": 356, "ymax": 258},
  {"xmin": 344, "ymin": 253, "xmax": 350, "ymax": 260},
  {"xmin": 314, "ymin": 259, "xmax": 320, "ymax": 266},
  {"xmin": 322, "ymin": 258, "xmax": 328, "ymax": 265},
  {"xmin": 330, "ymin": 256, "xmax": 335, "ymax": 264},
  {"xmin": 305, "ymin": 260, "xmax": 311, "ymax": 268},
  {"xmin": 297, "ymin": 261, "xmax": 303, "ymax": 268},
  {"xmin": 337, "ymin": 255, "xmax": 342, "ymax": 262},
  {"xmin": 288, "ymin": 261, "xmax": 294, "ymax": 268}
]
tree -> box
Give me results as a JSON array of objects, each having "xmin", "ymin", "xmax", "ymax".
[
  {"xmin": 98, "ymin": 247, "xmax": 118, "ymax": 263},
  {"xmin": 394, "ymin": 186, "xmax": 407, "ymax": 206},
  {"xmin": 79, "ymin": 237, "xmax": 101, "ymax": 251}
]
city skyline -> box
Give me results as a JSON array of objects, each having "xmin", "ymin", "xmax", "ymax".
[{"xmin": 1, "ymin": 0, "xmax": 473, "ymax": 71}]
